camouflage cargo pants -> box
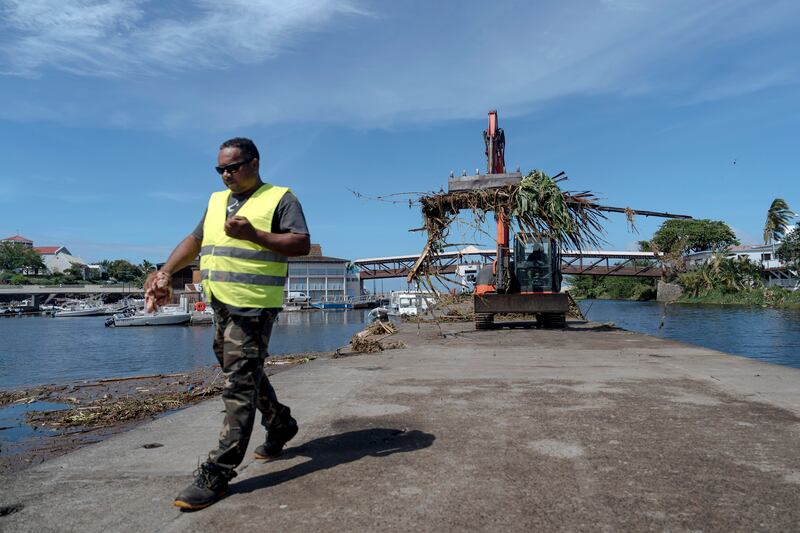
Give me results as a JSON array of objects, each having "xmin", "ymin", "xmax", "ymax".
[{"xmin": 207, "ymin": 304, "xmax": 293, "ymax": 471}]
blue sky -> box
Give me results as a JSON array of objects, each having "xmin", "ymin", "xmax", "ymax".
[{"xmin": 1, "ymin": 0, "xmax": 798, "ymax": 265}]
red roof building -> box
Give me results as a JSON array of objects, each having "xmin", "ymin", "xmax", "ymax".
[
  {"xmin": 1, "ymin": 235, "xmax": 33, "ymax": 247},
  {"xmin": 32, "ymin": 246, "xmax": 69, "ymax": 255}
]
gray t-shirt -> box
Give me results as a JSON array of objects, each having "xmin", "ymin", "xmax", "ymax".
[{"xmin": 195, "ymin": 182, "xmax": 310, "ymax": 316}]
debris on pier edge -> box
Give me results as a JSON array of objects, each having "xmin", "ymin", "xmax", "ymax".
[
  {"xmin": 407, "ymin": 171, "xmax": 606, "ymax": 316},
  {"xmin": 0, "ymin": 355, "xmax": 320, "ymax": 474},
  {"xmin": 348, "ymin": 320, "xmax": 404, "ymax": 354}
]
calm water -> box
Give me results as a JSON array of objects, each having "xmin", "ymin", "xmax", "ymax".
[
  {"xmin": 579, "ymin": 300, "xmax": 800, "ymax": 368},
  {"xmin": 2, "ymin": 303, "xmax": 800, "ymax": 389},
  {"xmin": 0, "ymin": 401, "xmax": 69, "ymax": 443},
  {"xmin": 0, "ymin": 310, "xmax": 369, "ymax": 390}
]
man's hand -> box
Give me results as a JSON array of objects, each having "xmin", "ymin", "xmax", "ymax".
[
  {"xmin": 224, "ymin": 216, "xmax": 259, "ymax": 242},
  {"xmin": 144, "ymin": 270, "xmax": 173, "ymax": 313},
  {"xmin": 222, "ymin": 216, "xmax": 309, "ymax": 256}
]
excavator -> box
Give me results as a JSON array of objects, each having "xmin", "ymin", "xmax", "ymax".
[
  {"xmin": 448, "ymin": 111, "xmax": 568, "ymax": 330},
  {"xmin": 446, "ymin": 111, "xmax": 692, "ymax": 330}
]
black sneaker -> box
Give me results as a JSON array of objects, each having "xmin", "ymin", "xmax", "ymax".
[
  {"xmin": 254, "ymin": 418, "xmax": 298, "ymax": 460},
  {"xmin": 174, "ymin": 462, "xmax": 236, "ymax": 511}
]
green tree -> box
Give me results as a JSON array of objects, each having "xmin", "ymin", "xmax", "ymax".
[
  {"xmin": 63, "ymin": 262, "xmax": 87, "ymax": 282},
  {"xmin": 652, "ymin": 219, "xmax": 739, "ymax": 255},
  {"xmin": 569, "ymin": 275, "xmax": 603, "ymax": 299},
  {"xmin": 0, "ymin": 242, "xmax": 45, "ymax": 273},
  {"xmin": 25, "ymin": 248, "xmax": 45, "ymax": 274},
  {"xmin": 569, "ymin": 240, "xmax": 660, "ymax": 300},
  {"xmin": 103, "ymin": 259, "xmax": 141, "ymax": 282},
  {"xmin": 763, "ymin": 198, "xmax": 794, "ymax": 255},
  {"xmin": 135, "ymin": 259, "xmax": 156, "ymax": 286},
  {"xmin": 777, "ymin": 224, "xmax": 800, "ymax": 270},
  {"xmin": 568, "ymin": 275, "xmax": 656, "ymax": 301}
]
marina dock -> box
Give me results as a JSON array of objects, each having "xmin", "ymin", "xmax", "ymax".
[{"xmin": 2, "ymin": 320, "xmax": 800, "ymax": 531}]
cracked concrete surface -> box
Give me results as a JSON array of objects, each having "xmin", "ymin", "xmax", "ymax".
[{"xmin": 2, "ymin": 321, "xmax": 800, "ymax": 532}]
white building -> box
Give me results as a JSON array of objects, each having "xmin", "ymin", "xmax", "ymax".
[
  {"xmin": 286, "ymin": 244, "xmax": 361, "ymax": 303},
  {"xmin": 2, "ymin": 235, "xmax": 88, "ymax": 276},
  {"xmin": 85, "ymin": 264, "xmax": 107, "ymax": 280},
  {"xmin": 685, "ymin": 243, "xmax": 798, "ymax": 289},
  {"xmin": 32, "ymin": 246, "xmax": 86, "ymax": 274}
]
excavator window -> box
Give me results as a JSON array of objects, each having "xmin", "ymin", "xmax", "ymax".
[{"xmin": 514, "ymin": 236, "xmax": 559, "ymax": 293}]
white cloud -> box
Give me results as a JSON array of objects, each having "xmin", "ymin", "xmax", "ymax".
[
  {"xmin": 0, "ymin": 0, "xmax": 366, "ymax": 77},
  {"xmin": 0, "ymin": 0, "xmax": 797, "ymax": 129},
  {"xmin": 217, "ymin": 0, "xmax": 798, "ymax": 128}
]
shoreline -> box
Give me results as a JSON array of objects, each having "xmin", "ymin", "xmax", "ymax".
[
  {"xmin": 3, "ymin": 306, "xmax": 797, "ymax": 476},
  {"xmin": 574, "ymin": 292, "xmax": 800, "ymax": 310},
  {"xmin": 0, "ymin": 353, "xmax": 325, "ymax": 475},
  {"xmin": 5, "ymin": 319, "xmax": 800, "ymax": 530}
]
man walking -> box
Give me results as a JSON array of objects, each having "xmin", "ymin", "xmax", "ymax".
[{"xmin": 145, "ymin": 137, "xmax": 311, "ymax": 510}]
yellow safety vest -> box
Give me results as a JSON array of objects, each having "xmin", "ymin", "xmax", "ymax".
[{"xmin": 200, "ymin": 183, "xmax": 289, "ymax": 308}]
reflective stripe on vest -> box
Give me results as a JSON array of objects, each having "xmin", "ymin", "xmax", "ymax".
[
  {"xmin": 199, "ymin": 269, "xmax": 285, "ymax": 287},
  {"xmin": 199, "ymin": 245, "xmax": 286, "ymax": 263},
  {"xmin": 199, "ymin": 183, "xmax": 289, "ymax": 308}
]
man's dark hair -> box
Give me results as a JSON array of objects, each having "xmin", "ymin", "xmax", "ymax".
[{"xmin": 220, "ymin": 137, "xmax": 260, "ymax": 161}]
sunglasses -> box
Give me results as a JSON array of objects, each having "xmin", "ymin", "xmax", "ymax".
[{"xmin": 215, "ymin": 157, "xmax": 254, "ymax": 175}]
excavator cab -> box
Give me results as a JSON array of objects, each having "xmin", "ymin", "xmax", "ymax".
[
  {"xmin": 513, "ymin": 235, "xmax": 561, "ymax": 294},
  {"xmin": 473, "ymin": 233, "xmax": 568, "ymax": 329}
]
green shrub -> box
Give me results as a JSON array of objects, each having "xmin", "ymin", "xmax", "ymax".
[
  {"xmin": 8, "ymin": 273, "xmax": 30, "ymax": 285},
  {"xmin": 678, "ymin": 285, "xmax": 800, "ymax": 309},
  {"xmin": 568, "ymin": 275, "xmax": 656, "ymax": 301},
  {"xmin": 677, "ymin": 254, "xmax": 762, "ymax": 296}
]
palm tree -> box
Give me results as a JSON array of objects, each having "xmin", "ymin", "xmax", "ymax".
[
  {"xmin": 136, "ymin": 260, "xmax": 156, "ymax": 287},
  {"xmin": 139, "ymin": 259, "xmax": 155, "ymax": 273},
  {"xmin": 763, "ymin": 198, "xmax": 795, "ymax": 256}
]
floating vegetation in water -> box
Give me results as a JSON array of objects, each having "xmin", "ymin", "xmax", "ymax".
[
  {"xmin": 265, "ymin": 355, "xmax": 317, "ymax": 366},
  {"xmin": 25, "ymin": 387, "xmax": 223, "ymax": 428}
]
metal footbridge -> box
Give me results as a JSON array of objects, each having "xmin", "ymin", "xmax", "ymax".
[{"xmin": 354, "ymin": 246, "xmax": 662, "ymax": 280}]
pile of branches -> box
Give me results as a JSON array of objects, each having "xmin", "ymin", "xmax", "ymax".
[
  {"xmin": 408, "ymin": 170, "xmax": 606, "ymax": 284},
  {"xmin": 349, "ymin": 320, "xmax": 402, "ymax": 354}
]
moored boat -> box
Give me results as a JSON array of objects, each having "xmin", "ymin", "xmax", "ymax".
[
  {"xmin": 311, "ymin": 296, "xmax": 353, "ymax": 310},
  {"xmin": 388, "ymin": 291, "xmax": 437, "ymax": 316},
  {"xmin": 367, "ymin": 306, "xmax": 389, "ymax": 322},
  {"xmin": 54, "ymin": 305, "xmax": 110, "ymax": 317},
  {"xmin": 106, "ymin": 308, "xmax": 191, "ymax": 327},
  {"xmin": 311, "ymin": 302, "xmax": 353, "ymax": 310}
]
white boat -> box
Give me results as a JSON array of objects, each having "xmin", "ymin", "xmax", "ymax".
[
  {"xmin": 190, "ymin": 309, "xmax": 215, "ymax": 325},
  {"xmin": 388, "ymin": 291, "xmax": 437, "ymax": 316},
  {"xmin": 367, "ymin": 306, "xmax": 389, "ymax": 322},
  {"xmin": 107, "ymin": 307, "xmax": 191, "ymax": 327},
  {"xmin": 54, "ymin": 305, "xmax": 110, "ymax": 317}
]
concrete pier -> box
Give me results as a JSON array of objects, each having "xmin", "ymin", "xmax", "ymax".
[{"xmin": 2, "ymin": 321, "xmax": 800, "ymax": 531}]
